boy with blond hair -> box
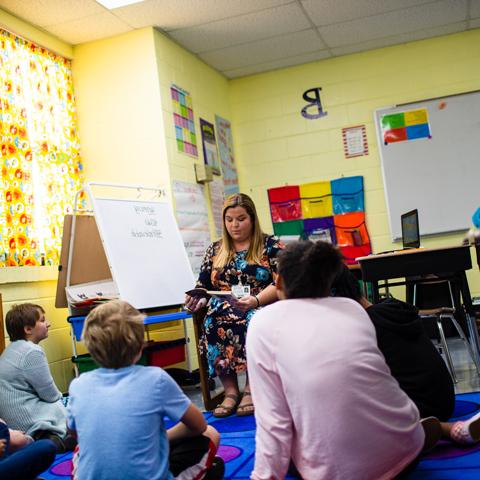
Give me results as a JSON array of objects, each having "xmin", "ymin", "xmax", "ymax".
[{"xmin": 67, "ymin": 300, "xmax": 223, "ymax": 480}]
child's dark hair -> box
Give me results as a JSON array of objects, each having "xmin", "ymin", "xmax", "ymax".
[
  {"xmin": 331, "ymin": 265, "xmax": 363, "ymax": 301},
  {"xmin": 6, "ymin": 303, "xmax": 45, "ymax": 341},
  {"xmin": 277, "ymin": 241, "xmax": 344, "ymax": 299}
]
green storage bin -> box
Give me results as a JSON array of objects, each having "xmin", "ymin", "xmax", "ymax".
[
  {"xmin": 72, "ymin": 352, "xmax": 148, "ymax": 374},
  {"xmin": 72, "ymin": 354, "xmax": 97, "ymax": 374}
]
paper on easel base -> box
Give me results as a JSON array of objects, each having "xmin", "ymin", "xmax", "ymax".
[{"xmin": 66, "ymin": 279, "xmax": 119, "ymax": 304}]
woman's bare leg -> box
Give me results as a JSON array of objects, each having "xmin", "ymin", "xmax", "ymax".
[
  {"xmin": 213, "ymin": 373, "xmax": 240, "ymax": 416},
  {"xmin": 237, "ymin": 373, "xmax": 255, "ymax": 415}
]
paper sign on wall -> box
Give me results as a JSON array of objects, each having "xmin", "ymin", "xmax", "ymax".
[
  {"xmin": 200, "ymin": 118, "xmax": 221, "ymax": 175},
  {"xmin": 209, "ymin": 177, "xmax": 225, "ymax": 238},
  {"xmin": 342, "ymin": 125, "xmax": 369, "ymax": 158},
  {"xmin": 215, "ymin": 115, "xmax": 239, "ymax": 196},
  {"xmin": 173, "ymin": 181, "xmax": 211, "ymax": 275}
]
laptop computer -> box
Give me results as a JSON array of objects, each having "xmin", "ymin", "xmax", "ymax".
[{"xmin": 401, "ymin": 209, "xmax": 420, "ymax": 249}]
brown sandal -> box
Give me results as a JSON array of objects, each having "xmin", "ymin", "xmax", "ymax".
[
  {"xmin": 213, "ymin": 393, "xmax": 239, "ymax": 418},
  {"xmin": 236, "ymin": 391, "xmax": 254, "ymax": 417}
]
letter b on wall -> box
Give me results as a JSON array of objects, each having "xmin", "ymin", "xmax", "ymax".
[{"xmin": 301, "ymin": 87, "xmax": 328, "ymax": 119}]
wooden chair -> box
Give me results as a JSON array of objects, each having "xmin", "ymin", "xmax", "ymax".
[{"xmin": 192, "ymin": 308, "xmax": 224, "ymax": 411}]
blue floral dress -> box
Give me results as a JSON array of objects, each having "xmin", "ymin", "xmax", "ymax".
[{"xmin": 197, "ymin": 235, "xmax": 284, "ymax": 378}]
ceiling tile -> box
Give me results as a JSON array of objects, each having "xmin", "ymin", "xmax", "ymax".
[
  {"xmin": 330, "ymin": 21, "xmax": 467, "ymax": 56},
  {"xmin": 301, "ymin": 0, "xmax": 437, "ymax": 26},
  {"xmin": 111, "ymin": 0, "xmax": 293, "ymax": 30},
  {"xmin": 46, "ymin": 11, "xmax": 132, "ymax": 44},
  {"xmin": 0, "ymin": 0, "xmax": 105, "ymax": 27},
  {"xmin": 198, "ymin": 29, "xmax": 325, "ymax": 72},
  {"xmin": 223, "ymin": 50, "xmax": 332, "ymax": 78},
  {"xmin": 168, "ymin": 3, "xmax": 310, "ymax": 53},
  {"xmin": 319, "ymin": 0, "xmax": 468, "ymax": 47}
]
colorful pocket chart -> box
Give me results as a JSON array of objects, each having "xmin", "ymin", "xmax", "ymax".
[{"xmin": 268, "ymin": 175, "xmax": 371, "ymax": 264}]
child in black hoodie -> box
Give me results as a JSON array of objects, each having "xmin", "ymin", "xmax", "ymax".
[{"xmin": 333, "ymin": 266, "xmax": 480, "ymax": 445}]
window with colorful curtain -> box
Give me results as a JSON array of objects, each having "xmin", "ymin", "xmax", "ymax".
[{"xmin": 0, "ymin": 29, "xmax": 84, "ymax": 267}]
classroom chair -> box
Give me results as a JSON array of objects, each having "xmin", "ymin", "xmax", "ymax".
[
  {"xmin": 192, "ymin": 308, "xmax": 224, "ymax": 411},
  {"xmin": 414, "ymin": 278, "xmax": 480, "ymax": 383}
]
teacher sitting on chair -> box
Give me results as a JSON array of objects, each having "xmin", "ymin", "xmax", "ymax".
[{"xmin": 185, "ymin": 193, "xmax": 283, "ymax": 417}]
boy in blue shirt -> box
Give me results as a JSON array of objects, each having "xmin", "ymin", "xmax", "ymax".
[{"xmin": 67, "ymin": 300, "xmax": 223, "ymax": 480}]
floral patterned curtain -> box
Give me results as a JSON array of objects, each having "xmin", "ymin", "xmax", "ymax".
[{"xmin": 0, "ymin": 29, "xmax": 84, "ymax": 266}]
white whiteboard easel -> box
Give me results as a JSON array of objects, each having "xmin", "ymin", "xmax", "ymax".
[{"xmin": 71, "ymin": 183, "xmax": 195, "ymax": 310}]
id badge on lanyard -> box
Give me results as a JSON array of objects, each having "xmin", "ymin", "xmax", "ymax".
[{"xmin": 232, "ymin": 284, "xmax": 250, "ymax": 299}]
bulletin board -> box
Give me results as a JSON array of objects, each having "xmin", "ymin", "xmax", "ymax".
[{"xmin": 374, "ymin": 90, "xmax": 480, "ymax": 240}]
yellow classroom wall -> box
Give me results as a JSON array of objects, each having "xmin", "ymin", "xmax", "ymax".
[
  {"xmin": 229, "ymin": 29, "xmax": 480, "ymax": 297},
  {"xmin": 152, "ymin": 28, "xmax": 231, "ymax": 193},
  {"xmin": 71, "ymin": 27, "xmax": 231, "ymax": 381}
]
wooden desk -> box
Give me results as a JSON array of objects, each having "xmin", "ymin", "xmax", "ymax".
[{"xmin": 357, "ymin": 246, "xmax": 480, "ymax": 364}]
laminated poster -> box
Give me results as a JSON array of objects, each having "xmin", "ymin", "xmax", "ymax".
[
  {"xmin": 200, "ymin": 118, "xmax": 221, "ymax": 175},
  {"xmin": 209, "ymin": 177, "xmax": 225, "ymax": 238},
  {"xmin": 381, "ymin": 108, "xmax": 431, "ymax": 145},
  {"xmin": 215, "ymin": 115, "xmax": 239, "ymax": 196},
  {"xmin": 171, "ymin": 85, "xmax": 198, "ymax": 156},
  {"xmin": 173, "ymin": 181, "xmax": 211, "ymax": 276}
]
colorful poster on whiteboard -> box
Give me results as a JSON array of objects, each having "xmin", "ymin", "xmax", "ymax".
[
  {"xmin": 215, "ymin": 115, "xmax": 239, "ymax": 195},
  {"xmin": 173, "ymin": 181, "xmax": 211, "ymax": 276},
  {"xmin": 380, "ymin": 108, "xmax": 431, "ymax": 145},
  {"xmin": 200, "ymin": 118, "xmax": 221, "ymax": 175}
]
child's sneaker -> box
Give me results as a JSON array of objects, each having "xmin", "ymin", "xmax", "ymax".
[
  {"xmin": 450, "ymin": 412, "xmax": 480, "ymax": 445},
  {"xmin": 420, "ymin": 416, "xmax": 442, "ymax": 453},
  {"xmin": 204, "ymin": 456, "xmax": 225, "ymax": 480}
]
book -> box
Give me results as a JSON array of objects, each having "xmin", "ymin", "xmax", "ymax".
[
  {"xmin": 185, "ymin": 288, "xmax": 248, "ymax": 318},
  {"xmin": 185, "ymin": 288, "xmax": 232, "ymax": 299}
]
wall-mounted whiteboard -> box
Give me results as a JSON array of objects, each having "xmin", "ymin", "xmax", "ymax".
[
  {"xmin": 374, "ymin": 90, "xmax": 480, "ymax": 240},
  {"xmin": 91, "ymin": 197, "xmax": 195, "ymax": 310}
]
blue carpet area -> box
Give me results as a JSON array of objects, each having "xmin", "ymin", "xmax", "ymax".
[{"xmin": 42, "ymin": 392, "xmax": 480, "ymax": 479}]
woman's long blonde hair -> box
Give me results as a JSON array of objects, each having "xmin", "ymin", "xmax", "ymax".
[{"xmin": 213, "ymin": 193, "xmax": 265, "ymax": 269}]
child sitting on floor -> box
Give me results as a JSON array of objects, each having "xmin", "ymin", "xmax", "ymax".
[
  {"xmin": 247, "ymin": 241, "xmax": 443, "ymax": 480},
  {"xmin": 0, "ymin": 303, "xmax": 75, "ymax": 453},
  {"xmin": 0, "ymin": 418, "xmax": 57, "ymax": 480},
  {"xmin": 332, "ymin": 265, "xmax": 480, "ymax": 445},
  {"xmin": 67, "ymin": 300, "xmax": 224, "ymax": 480}
]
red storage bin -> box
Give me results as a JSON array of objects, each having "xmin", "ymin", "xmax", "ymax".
[{"xmin": 144, "ymin": 339, "xmax": 186, "ymax": 368}]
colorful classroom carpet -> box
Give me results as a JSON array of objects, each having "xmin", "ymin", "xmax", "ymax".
[{"xmin": 42, "ymin": 391, "xmax": 480, "ymax": 479}]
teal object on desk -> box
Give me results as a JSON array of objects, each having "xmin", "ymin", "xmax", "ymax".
[{"xmin": 472, "ymin": 208, "xmax": 480, "ymax": 228}]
